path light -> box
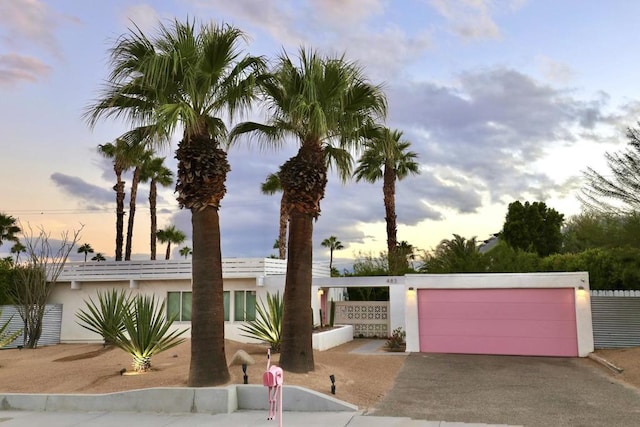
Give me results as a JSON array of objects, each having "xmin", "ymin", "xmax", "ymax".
[
  {"xmin": 229, "ymin": 350, "xmax": 255, "ymax": 385},
  {"xmin": 330, "ymin": 374, "xmax": 336, "ymax": 395}
]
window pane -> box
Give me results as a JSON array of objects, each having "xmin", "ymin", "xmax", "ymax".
[
  {"xmin": 223, "ymin": 291, "xmax": 230, "ymax": 321},
  {"xmin": 246, "ymin": 291, "xmax": 256, "ymax": 321},
  {"xmin": 181, "ymin": 292, "xmax": 192, "ymax": 321},
  {"xmin": 167, "ymin": 292, "xmax": 181, "ymax": 321},
  {"xmin": 234, "ymin": 291, "xmax": 245, "ymax": 321}
]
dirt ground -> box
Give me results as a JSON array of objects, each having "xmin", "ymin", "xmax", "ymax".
[
  {"xmin": 0, "ymin": 340, "xmax": 637, "ymax": 412},
  {"xmin": 0, "ymin": 339, "xmax": 405, "ymax": 411}
]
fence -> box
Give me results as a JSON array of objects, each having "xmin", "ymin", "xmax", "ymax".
[
  {"xmin": 590, "ymin": 291, "xmax": 640, "ymax": 349},
  {"xmin": 0, "ymin": 304, "xmax": 62, "ymax": 349},
  {"xmin": 334, "ymin": 301, "xmax": 389, "ymax": 338}
]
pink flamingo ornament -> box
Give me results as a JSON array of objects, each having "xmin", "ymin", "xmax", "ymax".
[{"xmin": 262, "ymin": 348, "xmax": 283, "ymax": 426}]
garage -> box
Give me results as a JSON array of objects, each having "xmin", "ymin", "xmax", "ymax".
[
  {"xmin": 417, "ymin": 288, "xmax": 578, "ymax": 357},
  {"xmin": 405, "ymin": 272, "xmax": 593, "ymax": 357}
]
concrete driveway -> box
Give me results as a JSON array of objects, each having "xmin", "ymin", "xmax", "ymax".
[{"xmin": 371, "ymin": 353, "xmax": 640, "ymax": 426}]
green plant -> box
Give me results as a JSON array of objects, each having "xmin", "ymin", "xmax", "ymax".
[
  {"xmin": 76, "ymin": 289, "xmax": 132, "ymax": 345},
  {"xmin": 113, "ymin": 294, "xmax": 187, "ymax": 372},
  {"xmin": 0, "ymin": 309, "xmax": 22, "ymax": 348},
  {"xmin": 385, "ymin": 327, "xmax": 406, "ymax": 350},
  {"xmin": 329, "ymin": 300, "xmax": 336, "ymax": 327},
  {"xmin": 239, "ymin": 292, "xmax": 283, "ymax": 352}
]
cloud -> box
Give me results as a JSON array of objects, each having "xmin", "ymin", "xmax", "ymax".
[
  {"xmin": 120, "ymin": 4, "xmax": 163, "ymax": 33},
  {"xmin": 50, "ymin": 173, "xmax": 114, "ymax": 205},
  {"xmin": 0, "ymin": 53, "xmax": 51, "ymax": 85},
  {"xmin": 536, "ymin": 56, "xmax": 576, "ymax": 84}
]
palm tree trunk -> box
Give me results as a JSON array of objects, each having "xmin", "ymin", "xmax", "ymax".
[
  {"xmin": 383, "ymin": 164, "xmax": 398, "ymax": 274},
  {"xmin": 115, "ymin": 170, "xmax": 125, "ymax": 261},
  {"xmin": 188, "ymin": 206, "xmax": 230, "ymax": 386},
  {"xmin": 125, "ymin": 167, "xmax": 141, "ymax": 261},
  {"xmin": 279, "ymin": 210, "xmax": 314, "ymax": 373},
  {"xmin": 278, "ymin": 196, "xmax": 287, "ymax": 259},
  {"xmin": 149, "ymin": 180, "xmax": 157, "ymax": 260},
  {"xmin": 165, "ymin": 242, "xmax": 171, "ymax": 260}
]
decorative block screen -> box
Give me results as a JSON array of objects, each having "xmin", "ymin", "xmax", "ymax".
[{"xmin": 334, "ymin": 301, "xmax": 389, "ymax": 338}]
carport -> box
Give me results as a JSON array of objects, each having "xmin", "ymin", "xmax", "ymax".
[{"xmin": 405, "ymin": 272, "xmax": 594, "ymax": 357}]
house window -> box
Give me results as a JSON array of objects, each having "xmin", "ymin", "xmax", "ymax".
[
  {"xmin": 168, "ymin": 291, "xmax": 231, "ymax": 322},
  {"xmin": 234, "ymin": 290, "xmax": 256, "ymax": 321}
]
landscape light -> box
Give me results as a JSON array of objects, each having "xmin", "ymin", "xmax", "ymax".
[{"xmin": 330, "ymin": 374, "xmax": 336, "ymax": 395}]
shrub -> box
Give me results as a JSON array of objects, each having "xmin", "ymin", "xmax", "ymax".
[
  {"xmin": 0, "ymin": 309, "xmax": 22, "ymax": 349},
  {"xmin": 239, "ymin": 292, "xmax": 283, "ymax": 352},
  {"xmin": 385, "ymin": 327, "xmax": 406, "ymax": 350}
]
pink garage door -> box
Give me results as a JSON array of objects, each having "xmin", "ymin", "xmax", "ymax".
[{"xmin": 417, "ymin": 288, "xmax": 578, "ymax": 357}]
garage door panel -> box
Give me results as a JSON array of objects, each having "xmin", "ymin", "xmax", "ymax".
[
  {"xmin": 417, "ymin": 288, "xmax": 578, "ymax": 357},
  {"xmin": 420, "ymin": 318, "xmax": 578, "ymax": 338},
  {"xmin": 423, "ymin": 302, "xmax": 576, "ymax": 321},
  {"xmin": 418, "ymin": 334, "xmax": 578, "ymax": 357}
]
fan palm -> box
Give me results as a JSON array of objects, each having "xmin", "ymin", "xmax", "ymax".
[
  {"xmin": 230, "ymin": 48, "xmax": 386, "ymax": 372},
  {"xmin": 77, "ymin": 243, "xmax": 94, "ymax": 262},
  {"xmin": 85, "ymin": 19, "xmax": 264, "ymax": 385},
  {"xmin": 321, "ymin": 236, "xmax": 344, "ymax": 272},
  {"xmin": 354, "ymin": 127, "xmax": 420, "ymax": 274},
  {"xmin": 179, "ymin": 246, "xmax": 192, "ymax": 259},
  {"xmin": 140, "ymin": 156, "xmax": 173, "ymax": 260},
  {"xmin": 91, "ymin": 253, "xmax": 107, "ymax": 262},
  {"xmin": 124, "ymin": 144, "xmax": 152, "ymax": 261},
  {"xmin": 261, "ymin": 173, "xmax": 286, "ymax": 259},
  {"xmin": 156, "ymin": 226, "xmax": 186, "ymax": 260},
  {"xmin": 0, "ymin": 213, "xmax": 20, "ymax": 247},
  {"xmin": 10, "ymin": 241, "xmax": 26, "ymax": 263}
]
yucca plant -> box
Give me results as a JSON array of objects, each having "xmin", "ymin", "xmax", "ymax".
[
  {"xmin": 76, "ymin": 289, "xmax": 132, "ymax": 345},
  {"xmin": 113, "ymin": 294, "xmax": 187, "ymax": 372},
  {"xmin": 0, "ymin": 310, "xmax": 22, "ymax": 348},
  {"xmin": 239, "ymin": 292, "xmax": 283, "ymax": 352}
]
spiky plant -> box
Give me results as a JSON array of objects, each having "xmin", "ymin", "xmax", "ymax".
[
  {"xmin": 0, "ymin": 310, "xmax": 22, "ymax": 348},
  {"xmin": 76, "ymin": 289, "xmax": 132, "ymax": 345},
  {"xmin": 113, "ymin": 294, "xmax": 187, "ymax": 372},
  {"xmin": 239, "ymin": 292, "xmax": 283, "ymax": 352}
]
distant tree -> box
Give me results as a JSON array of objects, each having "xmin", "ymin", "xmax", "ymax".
[
  {"xmin": 396, "ymin": 240, "xmax": 417, "ymax": 272},
  {"xmin": 0, "ymin": 213, "xmax": 20, "ymax": 246},
  {"xmin": 562, "ymin": 211, "xmax": 640, "ymax": 253},
  {"xmin": 123, "ymin": 142, "xmax": 152, "ymax": 261},
  {"xmin": 77, "ymin": 243, "xmax": 94, "ymax": 262},
  {"xmin": 91, "ymin": 253, "xmax": 107, "ymax": 262},
  {"xmin": 501, "ymin": 201, "xmax": 564, "ymax": 257},
  {"xmin": 140, "ymin": 156, "xmax": 174, "ymax": 260},
  {"xmin": 156, "ymin": 226, "xmax": 186, "ymax": 260},
  {"xmin": 354, "ymin": 127, "xmax": 420, "ymax": 274},
  {"xmin": 261, "ymin": 173, "xmax": 286, "ymax": 260},
  {"xmin": 421, "ymin": 234, "xmax": 485, "ymax": 273},
  {"xmin": 580, "ymin": 125, "xmax": 640, "ymax": 214},
  {"xmin": 321, "ymin": 236, "xmax": 344, "ymax": 273},
  {"xmin": 179, "ymin": 246, "xmax": 193, "ymax": 259},
  {"xmin": 10, "ymin": 241, "xmax": 26, "ymax": 263}
]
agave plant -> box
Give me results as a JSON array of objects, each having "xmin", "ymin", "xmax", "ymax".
[
  {"xmin": 76, "ymin": 289, "xmax": 132, "ymax": 345},
  {"xmin": 239, "ymin": 292, "xmax": 283, "ymax": 352},
  {"xmin": 113, "ymin": 294, "xmax": 187, "ymax": 372},
  {"xmin": 0, "ymin": 310, "xmax": 22, "ymax": 348}
]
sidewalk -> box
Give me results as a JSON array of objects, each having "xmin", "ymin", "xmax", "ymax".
[{"xmin": 0, "ymin": 409, "xmax": 521, "ymax": 426}]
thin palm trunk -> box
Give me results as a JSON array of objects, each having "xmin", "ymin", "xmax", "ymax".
[
  {"xmin": 125, "ymin": 166, "xmax": 141, "ymax": 261},
  {"xmin": 165, "ymin": 241, "xmax": 171, "ymax": 260},
  {"xmin": 188, "ymin": 206, "xmax": 229, "ymax": 385},
  {"xmin": 149, "ymin": 180, "xmax": 158, "ymax": 260},
  {"xmin": 279, "ymin": 210, "xmax": 314, "ymax": 372},
  {"xmin": 383, "ymin": 164, "xmax": 398, "ymax": 274},
  {"xmin": 115, "ymin": 169, "xmax": 125, "ymax": 261},
  {"xmin": 278, "ymin": 197, "xmax": 287, "ymax": 259}
]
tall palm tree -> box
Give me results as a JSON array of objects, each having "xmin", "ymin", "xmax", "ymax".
[
  {"xmin": 98, "ymin": 139, "xmax": 138, "ymax": 261},
  {"xmin": 261, "ymin": 173, "xmax": 286, "ymax": 259},
  {"xmin": 124, "ymin": 144, "xmax": 152, "ymax": 261},
  {"xmin": 10, "ymin": 241, "xmax": 26, "ymax": 263},
  {"xmin": 85, "ymin": 20, "xmax": 264, "ymax": 386},
  {"xmin": 354, "ymin": 127, "xmax": 420, "ymax": 275},
  {"xmin": 77, "ymin": 243, "xmax": 94, "ymax": 262},
  {"xmin": 0, "ymin": 213, "xmax": 20, "ymax": 246},
  {"xmin": 230, "ymin": 48, "xmax": 386, "ymax": 372},
  {"xmin": 156, "ymin": 226, "xmax": 186, "ymax": 260},
  {"xmin": 321, "ymin": 236, "xmax": 344, "ymax": 272},
  {"xmin": 179, "ymin": 246, "xmax": 192, "ymax": 259},
  {"xmin": 140, "ymin": 156, "xmax": 174, "ymax": 260}
]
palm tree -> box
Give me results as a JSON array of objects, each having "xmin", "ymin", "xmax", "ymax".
[
  {"xmin": 85, "ymin": 20, "xmax": 264, "ymax": 386},
  {"xmin": 77, "ymin": 243, "xmax": 95, "ymax": 262},
  {"xmin": 124, "ymin": 144, "xmax": 152, "ymax": 261},
  {"xmin": 179, "ymin": 246, "xmax": 192, "ymax": 259},
  {"xmin": 98, "ymin": 139, "xmax": 139, "ymax": 261},
  {"xmin": 354, "ymin": 127, "xmax": 420, "ymax": 275},
  {"xmin": 156, "ymin": 226, "xmax": 186, "ymax": 260},
  {"xmin": 10, "ymin": 241, "xmax": 26, "ymax": 263},
  {"xmin": 396, "ymin": 240, "xmax": 416, "ymax": 272},
  {"xmin": 422, "ymin": 234, "xmax": 484, "ymax": 273},
  {"xmin": 261, "ymin": 173, "xmax": 286, "ymax": 259},
  {"xmin": 91, "ymin": 253, "xmax": 107, "ymax": 262},
  {"xmin": 230, "ymin": 48, "xmax": 386, "ymax": 372},
  {"xmin": 140, "ymin": 157, "xmax": 174, "ymax": 260},
  {"xmin": 0, "ymin": 213, "xmax": 20, "ymax": 246},
  {"xmin": 321, "ymin": 236, "xmax": 344, "ymax": 272}
]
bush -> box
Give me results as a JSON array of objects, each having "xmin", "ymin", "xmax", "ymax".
[
  {"xmin": 239, "ymin": 292, "xmax": 283, "ymax": 352},
  {"xmin": 0, "ymin": 309, "xmax": 22, "ymax": 349},
  {"xmin": 385, "ymin": 327, "xmax": 406, "ymax": 350}
]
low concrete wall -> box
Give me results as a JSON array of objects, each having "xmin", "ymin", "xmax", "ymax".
[
  {"xmin": 312, "ymin": 325, "xmax": 353, "ymax": 351},
  {"xmin": 0, "ymin": 385, "xmax": 357, "ymax": 414}
]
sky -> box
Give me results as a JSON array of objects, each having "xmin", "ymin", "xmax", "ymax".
[{"xmin": 1, "ymin": 0, "xmax": 639, "ymax": 270}]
